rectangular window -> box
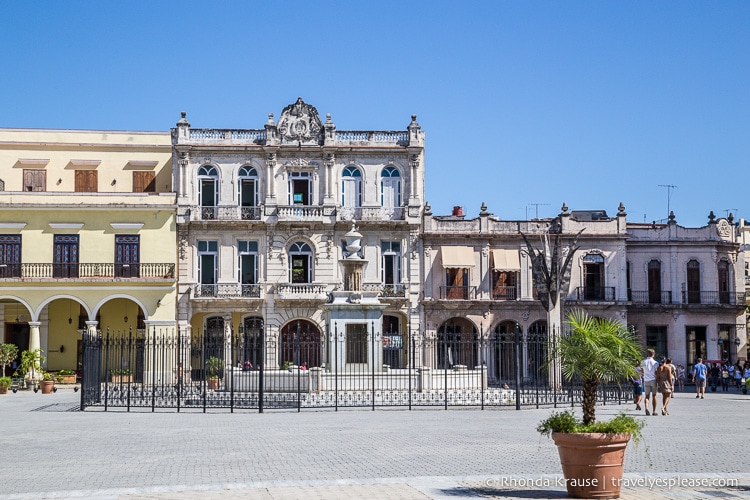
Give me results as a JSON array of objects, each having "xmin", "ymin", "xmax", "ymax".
[
  {"xmin": 346, "ymin": 323, "xmax": 368, "ymax": 364},
  {"xmin": 133, "ymin": 171, "xmax": 156, "ymax": 193},
  {"xmin": 115, "ymin": 235, "xmax": 140, "ymax": 278},
  {"xmin": 492, "ymin": 271, "xmax": 517, "ymax": 300},
  {"xmin": 289, "ymin": 172, "xmax": 311, "ymax": 205},
  {"xmin": 0, "ymin": 235, "xmax": 21, "ymax": 278},
  {"xmin": 23, "ymin": 169, "xmax": 46, "ymax": 192},
  {"xmin": 381, "ymin": 241, "xmax": 401, "ymax": 285},
  {"xmin": 53, "ymin": 235, "xmax": 79, "ymax": 278},
  {"xmin": 197, "ymin": 240, "xmax": 218, "ymax": 296},
  {"xmin": 75, "ymin": 170, "xmax": 98, "ymax": 193},
  {"xmin": 238, "ymin": 241, "xmax": 258, "ymax": 285},
  {"xmin": 445, "ymin": 268, "xmax": 469, "ymax": 299},
  {"xmin": 291, "ymin": 257, "xmax": 308, "ymax": 283},
  {"xmin": 645, "ymin": 325, "xmax": 668, "ymax": 358}
]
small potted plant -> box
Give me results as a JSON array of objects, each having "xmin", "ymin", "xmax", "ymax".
[
  {"xmin": 110, "ymin": 368, "xmax": 132, "ymax": 384},
  {"xmin": 537, "ymin": 310, "xmax": 644, "ymax": 499},
  {"xmin": 206, "ymin": 356, "xmax": 222, "ymax": 390},
  {"xmin": 0, "ymin": 376, "xmax": 11, "ymax": 394},
  {"xmin": 39, "ymin": 371, "xmax": 56, "ymax": 394},
  {"xmin": 56, "ymin": 369, "xmax": 76, "ymax": 384}
]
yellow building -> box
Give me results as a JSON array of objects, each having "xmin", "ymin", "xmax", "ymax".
[{"xmin": 0, "ymin": 128, "xmax": 176, "ymax": 374}]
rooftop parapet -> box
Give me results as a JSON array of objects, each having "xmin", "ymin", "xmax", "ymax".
[{"xmin": 173, "ymin": 98, "xmax": 423, "ymax": 149}]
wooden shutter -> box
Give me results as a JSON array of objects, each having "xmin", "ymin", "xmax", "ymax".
[
  {"xmin": 23, "ymin": 169, "xmax": 46, "ymax": 192},
  {"xmin": 133, "ymin": 171, "xmax": 155, "ymax": 193},
  {"xmin": 75, "ymin": 170, "xmax": 98, "ymax": 192}
]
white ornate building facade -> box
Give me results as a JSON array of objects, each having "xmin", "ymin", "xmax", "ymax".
[{"xmin": 172, "ymin": 98, "xmax": 424, "ymax": 372}]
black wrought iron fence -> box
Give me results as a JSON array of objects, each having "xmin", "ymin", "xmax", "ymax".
[{"xmin": 80, "ymin": 326, "xmax": 631, "ymax": 412}]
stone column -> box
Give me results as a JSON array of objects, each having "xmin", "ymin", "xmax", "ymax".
[
  {"xmin": 28, "ymin": 321, "xmax": 41, "ymax": 355},
  {"xmin": 265, "ymin": 152, "xmax": 276, "ymax": 202},
  {"xmin": 323, "ymin": 153, "xmax": 334, "ymax": 203}
]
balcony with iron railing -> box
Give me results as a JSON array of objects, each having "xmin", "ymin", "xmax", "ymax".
[
  {"xmin": 0, "ymin": 263, "xmax": 175, "ymax": 280},
  {"xmin": 192, "ymin": 206, "xmax": 262, "ymax": 221},
  {"xmin": 192, "ymin": 283, "xmax": 262, "ymax": 299},
  {"xmin": 681, "ymin": 290, "xmax": 746, "ymax": 306},
  {"xmin": 439, "ymin": 286, "xmax": 478, "ymax": 300},
  {"xmin": 629, "ymin": 290, "xmax": 673, "ymax": 305},
  {"xmin": 492, "ymin": 286, "xmax": 518, "ymax": 301},
  {"xmin": 568, "ymin": 286, "xmax": 616, "ymax": 302}
]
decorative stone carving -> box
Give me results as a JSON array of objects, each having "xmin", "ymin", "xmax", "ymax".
[
  {"xmin": 285, "ymin": 157, "xmax": 315, "ymax": 167},
  {"xmin": 277, "ymin": 97, "xmax": 323, "ymax": 145},
  {"xmin": 717, "ymin": 218, "xmax": 731, "ymax": 238}
]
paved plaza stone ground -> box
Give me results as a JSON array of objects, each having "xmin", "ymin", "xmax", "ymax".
[{"xmin": 1, "ymin": 386, "xmax": 749, "ymax": 499}]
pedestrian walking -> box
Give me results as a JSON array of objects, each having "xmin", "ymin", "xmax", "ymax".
[
  {"xmin": 641, "ymin": 349, "xmax": 660, "ymax": 416},
  {"xmin": 656, "ymin": 360, "xmax": 673, "ymax": 415},
  {"xmin": 734, "ymin": 363, "xmax": 743, "ymax": 389},
  {"xmin": 692, "ymin": 357, "xmax": 707, "ymax": 399},
  {"xmin": 676, "ymin": 364, "xmax": 686, "ymax": 392},
  {"xmin": 633, "ymin": 365, "xmax": 644, "ymax": 411},
  {"xmin": 666, "ymin": 358, "xmax": 677, "ymax": 396},
  {"xmin": 721, "ymin": 364, "xmax": 731, "ymax": 392}
]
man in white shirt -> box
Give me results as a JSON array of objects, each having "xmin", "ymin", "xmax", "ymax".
[{"xmin": 641, "ymin": 349, "xmax": 660, "ymax": 416}]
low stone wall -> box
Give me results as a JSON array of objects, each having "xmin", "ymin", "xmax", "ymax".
[{"xmin": 230, "ymin": 365, "xmax": 488, "ymax": 393}]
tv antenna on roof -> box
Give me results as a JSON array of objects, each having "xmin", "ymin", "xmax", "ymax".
[
  {"xmin": 658, "ymin": 184, "xmax": 677, "ymax": 219},
  {"xmin": 526, "ymin": 203, "xmax": 550, "ymax": 219},
  {"xmin": 724, "ymin": 209, "xmax": 738, "ymax": 219}
]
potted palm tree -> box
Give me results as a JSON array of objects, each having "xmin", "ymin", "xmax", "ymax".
[
  {"xmin": 206, "ymin": 356, "xmax": 222, "ymax": 390},
  {"xmin": 537, "ymin": 310, "xmax": 644, "ymax": 499}
]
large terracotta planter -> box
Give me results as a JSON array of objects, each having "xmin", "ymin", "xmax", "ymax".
[
  {"xmin": 207, "ymin": 378, "xmax": 219, "ymax": 390},
  {"xmin": 551, "ymin": 432, "xmax": 631, "ymax": 499},
  {"xmin": 40, "ymin": 380, "xmax": 55, "ymax": 394}
]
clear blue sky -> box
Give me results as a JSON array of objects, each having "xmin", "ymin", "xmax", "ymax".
[{"xmin": 2, "ymin": 2, "xmax": 748, "ymax": 226}]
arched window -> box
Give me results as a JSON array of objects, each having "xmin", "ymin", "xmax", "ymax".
[
  {"xmin": 436, "ymin": 319, "xmax": 477, "ymax": 369},
  {"xmin": 198, "ymin": 316, "xmax": 225, "ymax": 381},
  {"xmin": 288, "ymin": 242, "xmax": 313, "ymax": 283},
  {"xmin": 197, "ymin": 165, "xmax": 218, "ymax": 219},
  {"xmin": 241, "ymin": 316, "xmax": 264, "ymax": 370},
  {"xmin": 687, "ymin": 260, "xmax": 701, "ymax": 304},
  {"xmin": 238, "ymin": 166, "xmax": 259, "ymax": 219},
  {"xmin": 491, "ymin": 321, "xmax": 518, "ymax": 383},
  {"xmin": 380, "ymin": 166, "xmax": 401, "ymax": 209},
  {"xmin": 280, "ymin": 320, "xmax": 322, "ymax": 368},
  {"xmin": 527, "ymin": 321, "xmax": 548, "ymax": 385},
  {"xmin": 341, "ymin": 166, "xmax": 362, "ymax": 218}
]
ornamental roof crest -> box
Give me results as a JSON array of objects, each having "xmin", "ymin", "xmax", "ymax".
[{"xmin": 278, "ymin": 97, "xmax": 323, "ymax": 145}]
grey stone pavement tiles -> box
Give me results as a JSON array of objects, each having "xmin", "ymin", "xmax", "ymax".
[{"xmin": 1, "ymin": 387, "xmax": 748, "ymax": 499}]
